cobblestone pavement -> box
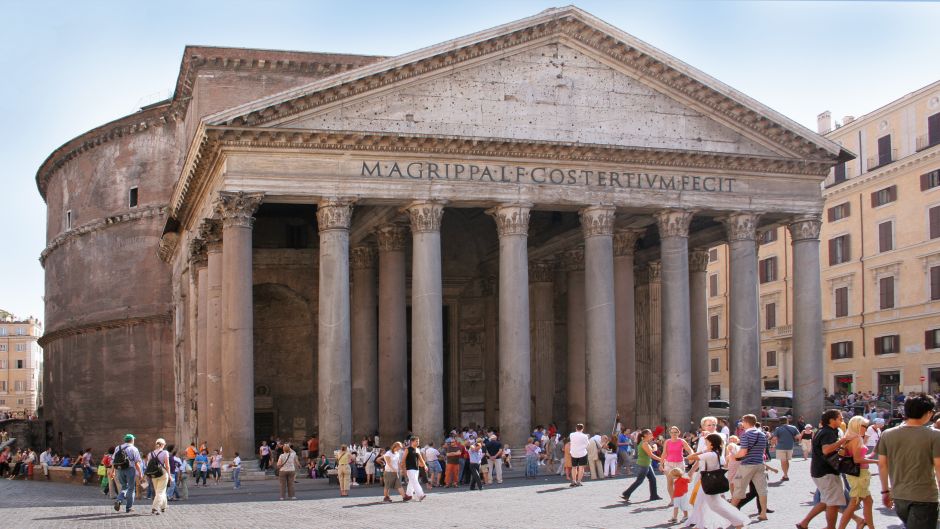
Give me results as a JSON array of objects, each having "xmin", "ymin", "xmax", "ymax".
[{"xmin": 0, "ymin": 458, "xmax": 904, "ymax": 528}]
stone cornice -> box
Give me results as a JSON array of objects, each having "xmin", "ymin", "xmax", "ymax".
[
  {"xmin": 39, "ymin": 204, "xmax": 167, "ymax": 266},
  {"xmin": 38, "ymin": 312, "xmax": 172, "ymax": 347}
]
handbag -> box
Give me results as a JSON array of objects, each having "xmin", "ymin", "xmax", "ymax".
[
  {"xmin": 825, "ymin": 450, "xmax": 860, "ymax": 477},
  {"xmin": 699, "ymin": 455, "xmax": 729, "ymax": 495}
]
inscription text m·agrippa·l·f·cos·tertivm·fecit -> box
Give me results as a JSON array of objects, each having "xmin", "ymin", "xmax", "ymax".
[{"xmin": 360, "ymin": 161, "xmax": 736, "ymax": 193}]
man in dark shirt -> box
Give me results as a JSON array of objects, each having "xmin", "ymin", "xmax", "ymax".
[
  {"xmin": 797, "ymin": 409, "xmax": 856, "ymax": 529},
  {"xmin": 484, "ymin": 435, "xmax": 503, "ymax": 484}
]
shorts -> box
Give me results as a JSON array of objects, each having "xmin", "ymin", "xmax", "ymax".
[
  {"xmin": 428, "ymin": 460, "xmax": 442, "ymax": 474},
  {"xmin": 662, "ymin": 460, "xmax": 684, "ymax": 475},
  {"xmin": 813, "ymin": 473, "xmax": 847, "ymax": 507},
  {"xmin": 776, "ymin": 449, "xmax": 793, "ymax": 461},
  {"xmin": 571, "ymin": 456, "xmax": 588, "ymax": 467},
  {"xmin": 846, "ymin": 468, "xmax": 871, "ymax": 498},
  {"xmin": 731, "ymin": 464, "xmax": 768, "ymax": 500},
  {"xmin": 383, "ymin": 471, "xmax": 401, "ymax": 492}
]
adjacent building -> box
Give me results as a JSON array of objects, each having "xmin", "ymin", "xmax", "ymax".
[
  {"xmin": 0, "ymin": 312, "xmax": 42, "ymax": 416},
  {"xmin": 708, "ymin": 80, "xmax": 940, "ymax": 400}
]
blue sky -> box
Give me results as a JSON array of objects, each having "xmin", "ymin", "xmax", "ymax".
[{"xmin": 1, "ymin": 1, "xmax": 938, "ymax": 325}]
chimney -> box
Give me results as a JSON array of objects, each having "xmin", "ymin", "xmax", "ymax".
[
  {"xmin": 843, "ymin": 115, "xmax": 855, "ymax": 125},
  {"xmin": 817, "ymin": 111, "xmax": 832, "ymax": 134}
]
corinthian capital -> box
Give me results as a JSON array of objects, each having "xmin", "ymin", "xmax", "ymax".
[
  {"xmin": 486, "ymin": 204, "xmax": 531, "ymax": 238},
  {"xmin": 316, "ymin": 198, "xmax": 355, "ymax": 232},
  {"xmin": 613, "ymin": 228, "xmax": 644, "ymax": 256},
  {"xmin": 563, "ymin": 246, "xmax": 585, "ymax": 272},
  {"xmin": 376, "ymin": 224, "xmax": 408, "ymax": 252},
  {"xmin": 648, "ymin": 261, "xmax": 662, "ymax": 282},
  {"xmin": 579, "ymin": 205, "xmax": 616, "ymax": 238},
  {"xmin": 655, "ymin": 209, "xmax": 695, "ymax": 239},
  {"xmin": 529, "ymin": 260, "xmax": 555, "ymax": 283},
  {"xmin": 720, "ymin": 212, "xmax": 760, "ymax": 242},
  {"xmin": 689, "ymin": 249, "xmax": 710, "ymax": 273},
  {"xmin": 215, "ymin": 191, "xmax": 264, "ymax": 228},
  {"xmin": 350, "ymin": 245, "xmax": 377, "ymax": 270},
  {"xmin": 189, "ymin": 237, "xmax": 208, "ymax": 268},
  {"xmin": 198, "ymin": 218, "xmax": 223, "ymax": 250},
  {"xmin": 787, "ymin": 215, "xmax": 822, "ymax": 242},
  {"xmin": 404, "ymin": 201, "xmax": 446, "ymax": 233}
]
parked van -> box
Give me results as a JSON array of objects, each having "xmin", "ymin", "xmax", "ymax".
[{"xmin": 761, "ymin": 390, "xmax": 793, "ymax": 416}]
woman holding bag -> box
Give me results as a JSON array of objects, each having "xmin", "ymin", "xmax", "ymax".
[
  {"xmin": 685, "ymin": 434, "xmax": 748, "ymax": 529},
  {"xmin": 276, "ymin": 444, "xmax": 298, "ymax": 500}
]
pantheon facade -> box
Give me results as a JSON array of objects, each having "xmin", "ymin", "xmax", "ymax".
[{"xmin": 38, "ymin": 7, "xmax": 850, "ymax": 455}]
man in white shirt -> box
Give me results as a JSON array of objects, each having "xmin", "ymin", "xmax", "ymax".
[
  {"xmin": 39, "ymin": 448, "xmax": 53, "ymax": 480},
  {"xmin": 568, "ymin": 424, "xmax": 590, "ymax": 487},
  {"xmin": 865, "ymin": 418, "xmax": 884, "ymax": 451}
]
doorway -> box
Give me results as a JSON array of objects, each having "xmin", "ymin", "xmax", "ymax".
[
  {"xmin": 877, "ymin": 371, "xmax": 900, "ymax": 398},
  {"xmin": 255, "ymin": 411, "xmax": 276, "ymax": 445},
  {"xmin": 833, "ymin": 374, "xmax": 853, "ymax": 394}
]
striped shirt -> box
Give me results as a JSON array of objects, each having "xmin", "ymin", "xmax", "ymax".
[{"xmin": 739, "ymin": 427, "xmax": 767, "ymax": 465}]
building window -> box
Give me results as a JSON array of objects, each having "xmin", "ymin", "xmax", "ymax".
[
  {"xmin": 709, "ymin": 274, "xmax": 719, "ymax": 297},
  {"xmin": 932, "ymin": 265, "xmax": 940, "ymax": 301},
  {"xmin": 0, "ymin": 382, "xmax": 5, "ymax": 391},
  {"xmin": 66, "ymin": 210, "xmax": 72, "ymax": 230},
  {"xmin": 928, "ymin": 113, "xmax": 940, "ymax": 148},
  {"xmin": 709, "ymin": 315, "xmax": 720, "ymax": 340},
  {"xmin": 766, "ymin": 350, "xmax": 777, "ymax": 367},
  {"xmin": 710, "ymin": 357, "xmax": 720, "ymax": 373},
  {"xmin": 16, "ymin": 399, "xmax": 23, "ymax": 405},
  {"xmin": 710, "ymin": 385, "xmax": 721, "ymax": 399},
  {"xmin": 878, "ymin": 221, "xmax": 894, "ymax": 252},
  {"xmin": 930, "ymin": 206, "xmax": 940, "ymax": 240},
  {"xmin": 880, "ymin": 276, "xmax": 895, "ymax": 310},
  {"xmin": 15, "ymin": 344, "xmax": 25, "ymax": 352},
  {"xmin": 15, "ymin": 328, "xmax": 24, "ymax": 336},
  {"xmin": 764, "ymin": 303, "xmax": 776, "ymax": 330},
  {"xmin": 834, "ymin": 286, "xmax": 849, "ymax": 318},
  {"xmin": 874, "ymin": 335, "xmax": 900, "ymax": 355},
  {"xmin": 926, "ymin": 328, "xmax": 940, "ymax": 350},
  {"xmin": 708, "ymin": 248, "xmax": 718, "ymax": 262},
  {"xmin": 871, "ymin": 185, "xmax": 897, "ymax": 207},
  {"xmin": 760, "ymin": 228, "xmax": 778, "ymax": 244},
  {"xmin": 0, "ymin": 328, "xmax": 6, "ymax": 336},
  {"xmin": 831, "ymin": 341, "xmax": 853, "ymax": 360},
  {"xmin": 833, "ymin": 162, "xmax": 847, "ymax": 184},
  {"xmin": 834, "ymin": 374, "xmax": 854, "ymax": 393},
  {"xmin": 877, "ymin": 134, "xmax": 893, "ymax": 167},
  {"xmin": 128, "ymin": 187, "xmax": 139, "ymax": 208},
  {"xmin": 922, "ymin": 169, "xmax": 940, "ymax": 191},
  {"xmin": 14, "ymin": 381, "xmax": 24, "ymax": 392},
  {"xmin": 0, "ymin": 360, "xmax": 6, "ymax": 369},
  {"xmin": 828, "ymin": 202, "xmax": 851, "ymax": 222},
  {"xmin": 0, "ymin": 344, "xmax": 5, "ymax": 352},
  {"xmin": 829, "ymin": 235, "xmax": 851, "ymax": 265},
  {"xmin": 759, "ymin": 257, "xmax": 777, "ymax": 283},
  {"xmin": 764, "ymin": 379, "xmax": 780, "ymax": 391},
  {"xmin": 15, "ymin": 360, "xmax": 23, "ymax": 369}
]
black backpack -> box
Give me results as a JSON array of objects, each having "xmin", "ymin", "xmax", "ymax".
[
  {"xmin": 144, "ymin": 451, "xmax": 165, "ymax": 477},
  {"xmin": 112, "ymin": 446, "xmax": 130, "ymax": 469}
]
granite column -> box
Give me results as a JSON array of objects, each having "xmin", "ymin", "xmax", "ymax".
[
  {"xmin": 688, "ymin": 249, "xmax": 710, "ymax": 425},
  {"xmin": 530, "ymin": 261, "xmax": 555, "ymax": 427},
  {"xmin": 613, "ymin": 229, "xmax": 642, "ymax": 427},
  {"xmin": 201, "ymin": 219, "xmax": 224, "ymax": 447},
  {"xmin": 350, "ymin": 245, "xmax": 378, "ymax": 441},
  {"xmin": 190, "ymin": 238, "xmax": 209, "ymax": 443},
  {"xmin": 788, "ymin": 216, "xmax": 824, "ymax": 423},
  {"xmin": 564, "ymin": 247, "xmax": 586, "ymax": 428},
  {"xmin": 376, "ymin": 225, "xmax": 409, "ymax": 444}
]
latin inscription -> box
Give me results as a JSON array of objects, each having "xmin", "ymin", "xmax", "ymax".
[{"xmin": 361, "ymin": 161, "xmax": 735, "ymax": 193}]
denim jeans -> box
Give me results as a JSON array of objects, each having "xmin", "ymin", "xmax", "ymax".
[
  {"xmin": 894, "ymin": 499, "xmax": 939, "ymax": 529},
  {"xmin": 233, "ymin": 467, "xmax": 241, "ymax": 488},
  {"xmin": 115, "ymin": 467, "xmax": 138, "ymax": 512},
  {"xmin": 622, "ymin": 464, "xmax": 658, "ymax": 500},
  {"xmin": 525, "ymin": 455, "xmax": 539, "ymax": 477},
  {"xmin": 166, "ymin": 474, "xmax": 177, "ymax": 499},
  {"xmin": 196, "ymin": 470, "xmax": 207, "ymax": 486}
]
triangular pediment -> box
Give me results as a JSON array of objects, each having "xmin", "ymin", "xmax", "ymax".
[{"xmin": 206, "ymin": 6, "xmax": 846, "ymax": 162}]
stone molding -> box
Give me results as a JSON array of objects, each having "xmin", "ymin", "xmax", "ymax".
[
  {"xmin": 487, "ymin": 204, "xmax": 531, "ymax": 237},
  {"xmin": 788, "ymin": 215, "xmax": 822, "ymax": 242},
  {"xmin": 689, "ymin": 249, "xmax": 710, "ymax": 273},
  {"xmin": 655, "ymin": 209, "xmax": 695, "ymax": 239},
  {"xmin": 375, "ymin": 224, "xmax": 409, "ymax": 251},
  {"xmin": 404, "ymin": 201, "xmax": 446, "ymax": 233},
  {"xmin": 350, "ymin": 245, "xmax": 377, "ymax": 269},
  {"xmin": 316, "ymin": 198, "xmax": 355, "ymax": 231},
  {"xmin": 199, "ymin": 219, "xmax": 223, "ymax": 251},
  {"xmin": 579, "ymin": 205, "xmax": 616, "ymax": 238},
  {"xmin": 613, "ymin": 228, "xmax": 644, "ymax": 256},
  {"xmin": 563, "ymin": 246, "xmax": 585, "ymax": 272},
  {"xmin": 216, "ymin": 191, "xmax": 264, "ymax": 229},
  {"xmin": 529, "ymin": 260, "xmax": 555, "ymax": 283},
  {"xmin": 648, "ymin": 261, "xmax": 662, "ymax": 282},
  {"xmin": 39, "ymin": 204, "xmax": 167, "ymax": 266},
  {"xmin": 38, "ymin": 312, "xmax": 172, "ymax": 348},
  {"xmin": 720, "ymin": 212, "xmax": 760, "ymax": 242},
  {"xmin": 189, "ymin": 237, "xmax": 208, "ymax": 268}
]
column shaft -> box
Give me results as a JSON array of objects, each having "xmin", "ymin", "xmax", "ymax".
[
  {"xmin": 406, "ymin": 202, "xmax": 445, "ymax": 443},
  {"xmin": 350, "ymin": 246, "xmax": 378, "ymax": 441},
  {"xmin": 530, "ymin": 262, "xmax": 555, "ymax": 427},
  {"xmin": 196, "ymin": 265, "xmax": 209, "ymax": 441},
  {"xmin": 723, "ymin": 213, "xmax": 762, "ymax": 420},
  {"xmin": 689, "ymin": 250, "xmax": 710, "ymax": 424},
  {"xmin": 202, "ymin": 219, "xmax": 224, "ymax": 447},
  {"xmin": 317, "ymin": 199, "xmax": 354, "ymax": 456},
  {"xmin": 789, "ymin": 217, "xmax": 824, "ymax": 423},
  {"xmin": 564, "ymin": 248, "xmax": 586, "ymax": 428},
  {"xmin": 377, "ymin": 226, "xmax": 409, "ymax": 444},
  {"xmin": 614, "ymin": 230, "xmax": 641, "ymax": 427}
]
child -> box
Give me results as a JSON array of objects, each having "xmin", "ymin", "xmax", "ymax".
[
  {"xmin": 668, "ymin": 468, "xmax": 691, "ymax": 523},
  {"xmin": 503, "ymin": 445, "xmax": 512, "ymax": 469}
]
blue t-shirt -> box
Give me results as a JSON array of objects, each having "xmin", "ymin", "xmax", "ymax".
[
  {"xmin": 194, "ymin": 454, "xmax": 209, "ymax": 471},
  {"xmin": 617, "ymin": 433, "xmax": 631, "ymax": 453},
  {"xmin": 773, "ymin": 425, "xmax": 800, "ymax": 450},
  {"xmin": 739, "ymin": 428, "xmax": 767, "ymax": 465}
]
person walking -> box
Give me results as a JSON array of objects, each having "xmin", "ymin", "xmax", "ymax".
[
  {"xmin": 603, "ymin": 437, "xmax": 618, "ymax": 477},
  {"xmin": 796, "ymin": 409, "xmax": 854, "ymax": 529},
  {"xmin": 484, "ymin": 435, "xmax": 503, "ymax": 484},
  {"xmin": 836, "ymin": 416, "xmax": 878, "ymax": 529},
  {"xmin": 423, "ymin": 442, "xmax": 442, "ymax": 488},
  {"xmin": 468, "ymin": 440, "xmax": 484, "ymax": 490},
  {"xmin": 685, "ymin": 433, "xmax": 749, "ymax": 529},
  {"xmin": 770, "ymin": 417, "xmax": 801, "ymax": 481},
  {"xmin": 382, "ymin": 442, "xmax": 409, "ymax": 502},
  {"xmin": 276, "ymin": 443, "xmax": 298, "ymax": 500},
  {"xmin": 401, "ymin": 436, "xmax": 428, "ymax": 502},
  {"xmin": 232, "ymin": 451, "xmax": 242, "ymax": 490},
  {"xmin": 877, "ymin": 393, "xmax": 940, "ymax": 529},
  {"xmin": 662, "ymin": 426, "xmax": 693, "ymax": 500},
  {"xmin": 569, "ymin": 424, "xmax": 590, "ymax": 487},
  {"xmin": 336, "ymin": 445, "xmax": 352, "ymax": 497},
  {"xmin": 146, "ymin": 438, "xmax": 171, "ymax": 516},
  {"xmin": 259, "ymin": 441, "xmax": 271, "ymax": 471},
  {"xmin": 799, "ymin": 425, "xmax": 813, "ymax": 461},
  {"xmin": 621, "ymin": 429, "xmax": 662, "ymax": 503},
  {"xmin": 112, "ymin": 434, "xmax": 143, "ymax": 513},
  {"xmin": 730, "ymin": 414, "xmax": 769, "ymax": 521},
  {"xmin": 210, "ymin": 449, "xmax": 223, "ymax": 484}
]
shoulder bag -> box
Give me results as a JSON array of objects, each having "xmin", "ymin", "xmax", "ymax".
[{"xmin": 699, "ymin": 454, "xmax": 729, "ymax": 495}]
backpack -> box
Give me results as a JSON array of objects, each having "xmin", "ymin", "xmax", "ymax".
[
  {"xmin": 112, "ymin": 446, "xmax": 130, "ymax": 469},
  {"xmin": 144, "ymin": 451, "xmax": 165, "ymax": 477}
]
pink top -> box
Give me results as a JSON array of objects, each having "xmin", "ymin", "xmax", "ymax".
[
  {"xmin": 856, "ymin": 444, "xmax": 870, "ymax": 470},
  {"xmin": 665, "ymin": 439, "xmax": 685, "ymax": 463}
]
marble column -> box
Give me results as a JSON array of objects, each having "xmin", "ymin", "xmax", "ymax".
[
  {"xmin": 647, "ymin": 262, "xmax": 663, "ymax": 425},
  {"xmin": 530, "ymin": 260, "xmax": 555, "ymax": 427},
  {"xmin": 788, "ymin": 216, "xmax": 824, "ymax": 423},
  {"xmin": 655, "ymin": 209, "xmax": 694, "ymax": 431},
  {"xmin": 405, "ymin": 201, "xmax": 445, "ymax": 444},
  {"xmin": 483, "ymin": 277, "xmax": 499, "ymax": 428},
  {"xmin": 350, "ymin": 244, "xmax": 378, "ymax": 441},
  {"xmin": 488, "ymin": 204, "xmax": 532, "ymax": 447},
  {"xmin": 721, "ymin": 212, "xmax": 762, "ymax": 421},
  {"xmin": 189, "ymin": 238, "xmax": 209, "ymax": 442},
  {"xmin": 581, "ymin": 206, "xmax": 617, "ymax": 434},
  {"xmin": 613, "ymin": 229, "xmax": 642, "ymax": 427},
  {"xmin": 317, "ymin": 199, "xmax": 354, "ymax": 456},
  {"xmin": 564, "ymin": 247, "xmax": 586, "ymax": 428},
  {"xmin": 200, "ymin": 219, "xmax": 224, "ymax": 447},
  {"xmin": 216, "ymin": 191, "xmax": 264, "ymax": 459},
  {"xmin": 376, "ymin": 225, "xmax": 409, "ymax": 444},
  {"xmin": 688, "ymin": 249, "xmax": 710, "ymax": 425}
]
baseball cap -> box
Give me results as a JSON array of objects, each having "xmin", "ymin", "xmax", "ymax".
[
  {"xmin": 874, "ymin": 418, "xmax": 885, "ymax": 425},
  {"xmin": 123, "ymin": 433, "xmax": 135, "ymax": 442}
]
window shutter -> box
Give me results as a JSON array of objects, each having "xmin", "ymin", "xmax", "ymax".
[
  {"xmin": 889, "ymin": 185, "xmax": 897, "ymax": 202},
  {"xmin": 879, "ymin": 222, "xmax": 892, "ymax": 252},
  {"xmin": 828, "ymin": 238, "xmax": 836, "ymax": 265},
  {"xmin": 932, "ymin": 265, "xmax": 940, "ymax": 300},
  {"xmin": 874, "ymin": 337, "xmax": 883, "ymax": 355},
  {"xmin": 878, "ymin": 135, "xmax": 892, "ymax": 165},
  {"xmin": 759, "ymin": 260, "xmax": 766, "ymax": 283},
  {"xmin": 844, "ymin": 202, "xmax": 851, "ymax": 216},
  {"xmin": 847, "ymin": 341, "xmax": 853, "ymax": 358},
  {"xmin": 828, "ymin": 207, "xmax": 835, "ymax": 222},
  {"xmin": 771, "ymin": 257, "xmax": 777, "ymax": 281},
  {"xmin": 830, "ymin": 343, "xmax": 837, "ymax": 359},
  {"xmin": 871, "ymin": 191, "xmax": 877, "ymax": 208},
  {"xmin": 844, "ymin": 235, "xmax": 851, "ymax": 261},
  {"xmin": 924, "ymin": 172, "xmax": 932, "ymax": 191},
  {"xmin": 927, "ymin": 330, "xmax": 936, "ymax": 350},
  {"xmin": 930, "ymin": 206, "xmax": 940, "ymax": 240},
  {"xmin": 929, "ymin": 113, "xmax": 940, "ymax": 145}
]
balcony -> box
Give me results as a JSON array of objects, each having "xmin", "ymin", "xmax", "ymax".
[
  {"xmin": 917, "ymin": 134, "xmax": 940, "ymax": 152},
  {"xmin": 867, "ymin": 149, "xmax": 898, "ymax": 171},
  {"xmin": 774, "ymin": 324, "xmax": 793, "ymax": 338}
]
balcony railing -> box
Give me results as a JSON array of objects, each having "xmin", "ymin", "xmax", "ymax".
[
  {"xmin": 867, "ymin": 149, "xmax": 898, "ymax": 171},
  {"xmin": 775, "ymin": 324, "xmax": 793, "ymax": 338},
  {"xmin": 917, "ymin": 134, "xmax": 939, "ymax": 152}
]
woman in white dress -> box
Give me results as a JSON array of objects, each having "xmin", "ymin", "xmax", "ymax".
[
  {"xmin": 688, "ymin": 417, "xmax": 727, "ymax": 523},
  {"xmin": 685, "ymin": 434, "xmax": 748, "ymax": 529}
]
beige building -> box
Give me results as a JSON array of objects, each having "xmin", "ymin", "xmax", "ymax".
[
  {"xmin": 0, "ymin": 311, "xmax": 42, "ymax": 416},
  {"xmin": 708, "ymin": 80, "xmax": 940, "ymax": 400}
]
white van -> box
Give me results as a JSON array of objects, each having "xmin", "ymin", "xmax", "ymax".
[{"xmin": 761, "ymin": 390, "xmax": 793, "ymax": 416}]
